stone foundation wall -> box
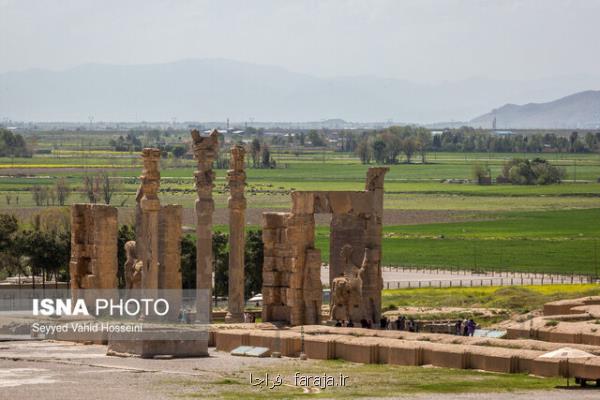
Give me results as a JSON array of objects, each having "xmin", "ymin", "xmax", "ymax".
[
  {"xmin": 69, "ymin": 204, "xmax": 118, "ymax": 295},
  {"xmin": 262, "ymin": 212, "xmax": 322, "ymax": 325},
  {"xmin": 211, "ymin": 326, "xmax": 600, "ymax": 378}
]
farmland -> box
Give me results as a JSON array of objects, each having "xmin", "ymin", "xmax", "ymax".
[{"xmin": 1, "ymin": 132, "xmax": 599, "ymax": 275}]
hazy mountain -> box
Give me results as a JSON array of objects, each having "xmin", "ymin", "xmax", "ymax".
[
  {"xmin": 1, "ymin": 58, "xmax": 599, "ymax": 124},
  {"xmin": 471, "ymin": 91, "xmax": 600, "ymax": 129}
]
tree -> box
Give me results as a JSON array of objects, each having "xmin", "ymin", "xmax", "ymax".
[
  {"xmin": 402, "ymin": 137, "xmax": 417, "ymax": 163},
  {"xmin": 0, "ymin": 214, "xmax": 18, "ymax": 253},
  {"xmin": 172, "ymin": 146, "xmax": 187, "ymax": 158},
  {"xmin": 415, "ymin": 129, "xmax": 431, "ymax": 163},
  {"xmin": 250, "ymin": 139, "xmax": 261, "ymax": 168},
  {"xmin": 261, "ymin": 144, "xmax": 272, "ymax": 168},
  {"xmin": 213, "ymin": 232, "xmax": 229, "ymax": 301},
  {"xmin": 99, "ymin": 171, "xmax": 119, "ymax": 205},
  {"xmin": 472, "ymin": 162, "xmax": 491, "ymax": 184},
  {"xmin": 244, "ymin": 230, "xmax": 263, "ymax": 299},
  {"xmin": 82, "ymin": 175, "xmax": 100, "ymax": 203},
  {"xmin": 55, "ymin": 178, "xmax": 71, "ymax": 206},
  {"xmin": 13, "ymin": 229, "xmax": 70, "ymax": 289},
  {"xmin": 35, "ymin": 208, "xmax": 70, "ymax": 235},
  {"xmin": 308, "ymin": 130, "xmax": 326, "ymax": 147},
  {"xmin": 501, "ymin": 158, "xmax": 564, "ymax": 185},
  {"xmin": 181, "ymin": 235, "xmax": 197, "ymax": 289},
  {"xmin": 0, "ymin": 128, "xmax": 32, "ymax": 157},
  {"xmin": 355, "ymin": 138, "xmax": 371, "ymax": 164},
  {"xmin": 31, "ymin": 184, "xmax": 48, "ymax": 206},
  {"xmin": 570, "ymin": 131, "xmax": 579, "ymax": 153},
  {"xmin": 372, "ymin": 139, "xmax": 387, "ymax": 164}
]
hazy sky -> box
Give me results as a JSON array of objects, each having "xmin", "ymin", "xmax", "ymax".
[{"xmin": 1, "ymin": 0, "xmax": 600, "ymax": 82}]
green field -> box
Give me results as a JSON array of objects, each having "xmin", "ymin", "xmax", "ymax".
[
  {"xmin": 381, "ymin": 284, "xmax": 600, "ymax": 313},
  {"xmin": 2, "ymin": 144, "xmax": 600, "ymax": 276},
  {"xmin": 314, "ymin": 209, "xmax": 600, "ymax": 274}
]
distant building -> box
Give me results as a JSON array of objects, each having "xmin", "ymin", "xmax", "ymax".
[{"xmin": 493, "ymin": 130, "xmax": 514, "ymax": 136}]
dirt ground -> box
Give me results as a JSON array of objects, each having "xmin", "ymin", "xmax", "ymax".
[{"xmin": 0, "ymin": 340, "xmax": 598, "ymax": 400}]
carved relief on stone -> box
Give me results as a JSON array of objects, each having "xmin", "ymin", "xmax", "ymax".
[
  {"xmin": 227, "ymin": 145, "xmax": 246, "ymax": 211},
  {"xmin": 190, "ymin": 129, "xmax": 219, "ymax": 323},
  {"xmin": 140, "ymin": 148, "xmax": 161, "ymax": 209},
  {"xmin": 330, "ymin": 244, "xmax": 366, "ymax": 323},
  {"xmin": 225, "ymin": 144, "xmax": 247, "ymax": 323},
  {"xmin": 191, "ymin": 129, "xmax": 218, "ymax": 199},
  {"xmin": 124, "ymin": 240, "xmax": 142, "ymax": 290}
]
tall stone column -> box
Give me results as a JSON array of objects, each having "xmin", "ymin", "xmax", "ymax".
[
  {"xmin": 191, "ymin": 129, "xmax": 219, "ymax": 323},
  {"xmin": 138, "ymin": 148, "xmax": 161, "ymax": 300},
  {"xmin": 225, "ymin": 145, "xmax": 246, "ymax": 323}
]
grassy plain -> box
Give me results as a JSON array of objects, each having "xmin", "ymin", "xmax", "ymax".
[
  {"xmin": 313, "ymin": 209, "xmax": 600, "ymax": 274},
  {"xmin": 1, "ymin": 142, "xmax": 600, "ymax": 274},
  {"xmin": 381, "ymin": 284, "xmax": 600, "ymax": 313}
]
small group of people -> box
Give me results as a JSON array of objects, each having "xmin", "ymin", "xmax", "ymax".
[
  {"xmin": 334, "ymin": 315, "xmax": 421, "ymax": 332},
  {"xmin": 333, "ymin": 315, "xmax": 478, "ymax": 336},
  {"xmin": 243, "ymin": 312, "xmax": 256, "ymax": 323},
  {"xmin": 455, "ymin": 318, "xmax": 477, "ymax": 336},
  {"xmin": 334, "ymin": 320, "xmax": 356, "ymax": 327},
  {"xmin": 384, "ymin": 315, "xmax": 419, "ymax": 332}
]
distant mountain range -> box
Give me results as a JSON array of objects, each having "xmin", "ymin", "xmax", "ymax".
[
  {"xmin": 0, "ymin": 58, "xmax": 599, "ymax": 126},
  {"xmin": 471, "ymin": 90, "xmax": 600, "ymax": 129}
]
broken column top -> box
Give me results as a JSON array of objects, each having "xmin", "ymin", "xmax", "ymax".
[
  {"xmin": 365, "ymin": 167, "xmax": 389, "ymax": 191},
  {"xmin": 230, "ymin": 144, "xmax": 245, "ymax": 171},
  {"xmin": 139, "ymin": 147, "xmax": 161, "ymax": 200},
  {"xmin": 191, "ymin": 129, "xmax": 219, "ymax": 157}
]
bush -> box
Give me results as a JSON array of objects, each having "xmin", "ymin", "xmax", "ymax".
[{"xmin": 501, "ymin": 158, "xmax": 564, "ymax": 185}]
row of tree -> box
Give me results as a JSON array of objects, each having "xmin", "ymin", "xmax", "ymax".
[
  {"xmin": 355, "ymin": 126, "xmax": 431, "ymax": 164},
  {"xmin": 0, "ymin": 128, "xmax": 32, "ymax": 157},
  {"xmin": 353, "ymin": 127, "xmax": 600, "ymax": 165},
  {"xmin": 0, "ymin": 210, "xmax": 71, "ymax": 288},
  {"xmin": 0, "ymin": 212, "xmax": 264, "ymax": 300}
]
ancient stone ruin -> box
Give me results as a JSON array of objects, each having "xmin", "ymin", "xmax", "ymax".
[
  {"xmin": 136, "ymin": 148, "xmax": 162, "ymax": 295},
  {"xmin": 69, "ymin": 132, "xmax": 386, "ymax": 335},
  {"xmin": 225, "ymin": 144, "xmax": 247, "ymax": 323},
  {"xmin": 261, "ymin": 167, "xmax": 388, "ymax": 326},
  {"xmin": 70, "ymin": 203, "xmax": 118, "ymax": 305},
  {"xmin": 191, "ymin": 129, "xmax": 219, "ymax": 323},
  {"xmin": 69, "ymin": 148, "xmax": 182, "ymax": 319}
]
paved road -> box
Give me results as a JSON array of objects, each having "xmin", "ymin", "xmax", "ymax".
[{"xmin": 321, "ymin": 266, "xmax": 590, "ymax": 288}]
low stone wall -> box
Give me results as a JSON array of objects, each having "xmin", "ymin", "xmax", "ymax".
[
  {"xmin": 543, "ymin": 296, "xmax": 600, "ymax": 316},
  {"xmin": 505, "ymin": 325, "xmax": 600, "ymax": 346},
  {"xmin": 292, "ymin": 325, "xmax": 600, "ymax": 354},
  {"xmin": 211, "ymin": 325, "xmax": 600, "ymax": 378}
]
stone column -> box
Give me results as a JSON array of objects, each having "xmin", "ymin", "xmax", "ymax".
[
  {"xmin": 225, "ymin": 145, "xmax": 246, "ymax": 323},
  {"xmin": 191, "ymin": 129, "xmax": 219, "ymax": 323},
  {"xmin": 139, "ymin": 148, "xmax": 161, "ymax": 300}
]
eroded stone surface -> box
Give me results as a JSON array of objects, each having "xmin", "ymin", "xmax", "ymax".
[
  {"xmin": 191, "ymin": 129, "xmax": 219, "ymax": 323},
  {"xmin": 70, "ymin": 203, "xmax": 118, "ymax": 307},
  {"xmin": 262, "ymin": 167, "xmax": 388, "ymax": 326},
  {"xmin": 226, "ymin": 145, "xmax": 247, "ymax": 323}
]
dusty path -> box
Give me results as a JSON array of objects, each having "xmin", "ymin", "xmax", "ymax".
[{"xmin": 0, "ymin": 340, "xmax": 597, "ymax": 400}]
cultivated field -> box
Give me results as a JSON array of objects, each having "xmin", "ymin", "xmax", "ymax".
[{"xmin": 1, "ymin": 132, "xmax": 599, "ymax": 275}]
